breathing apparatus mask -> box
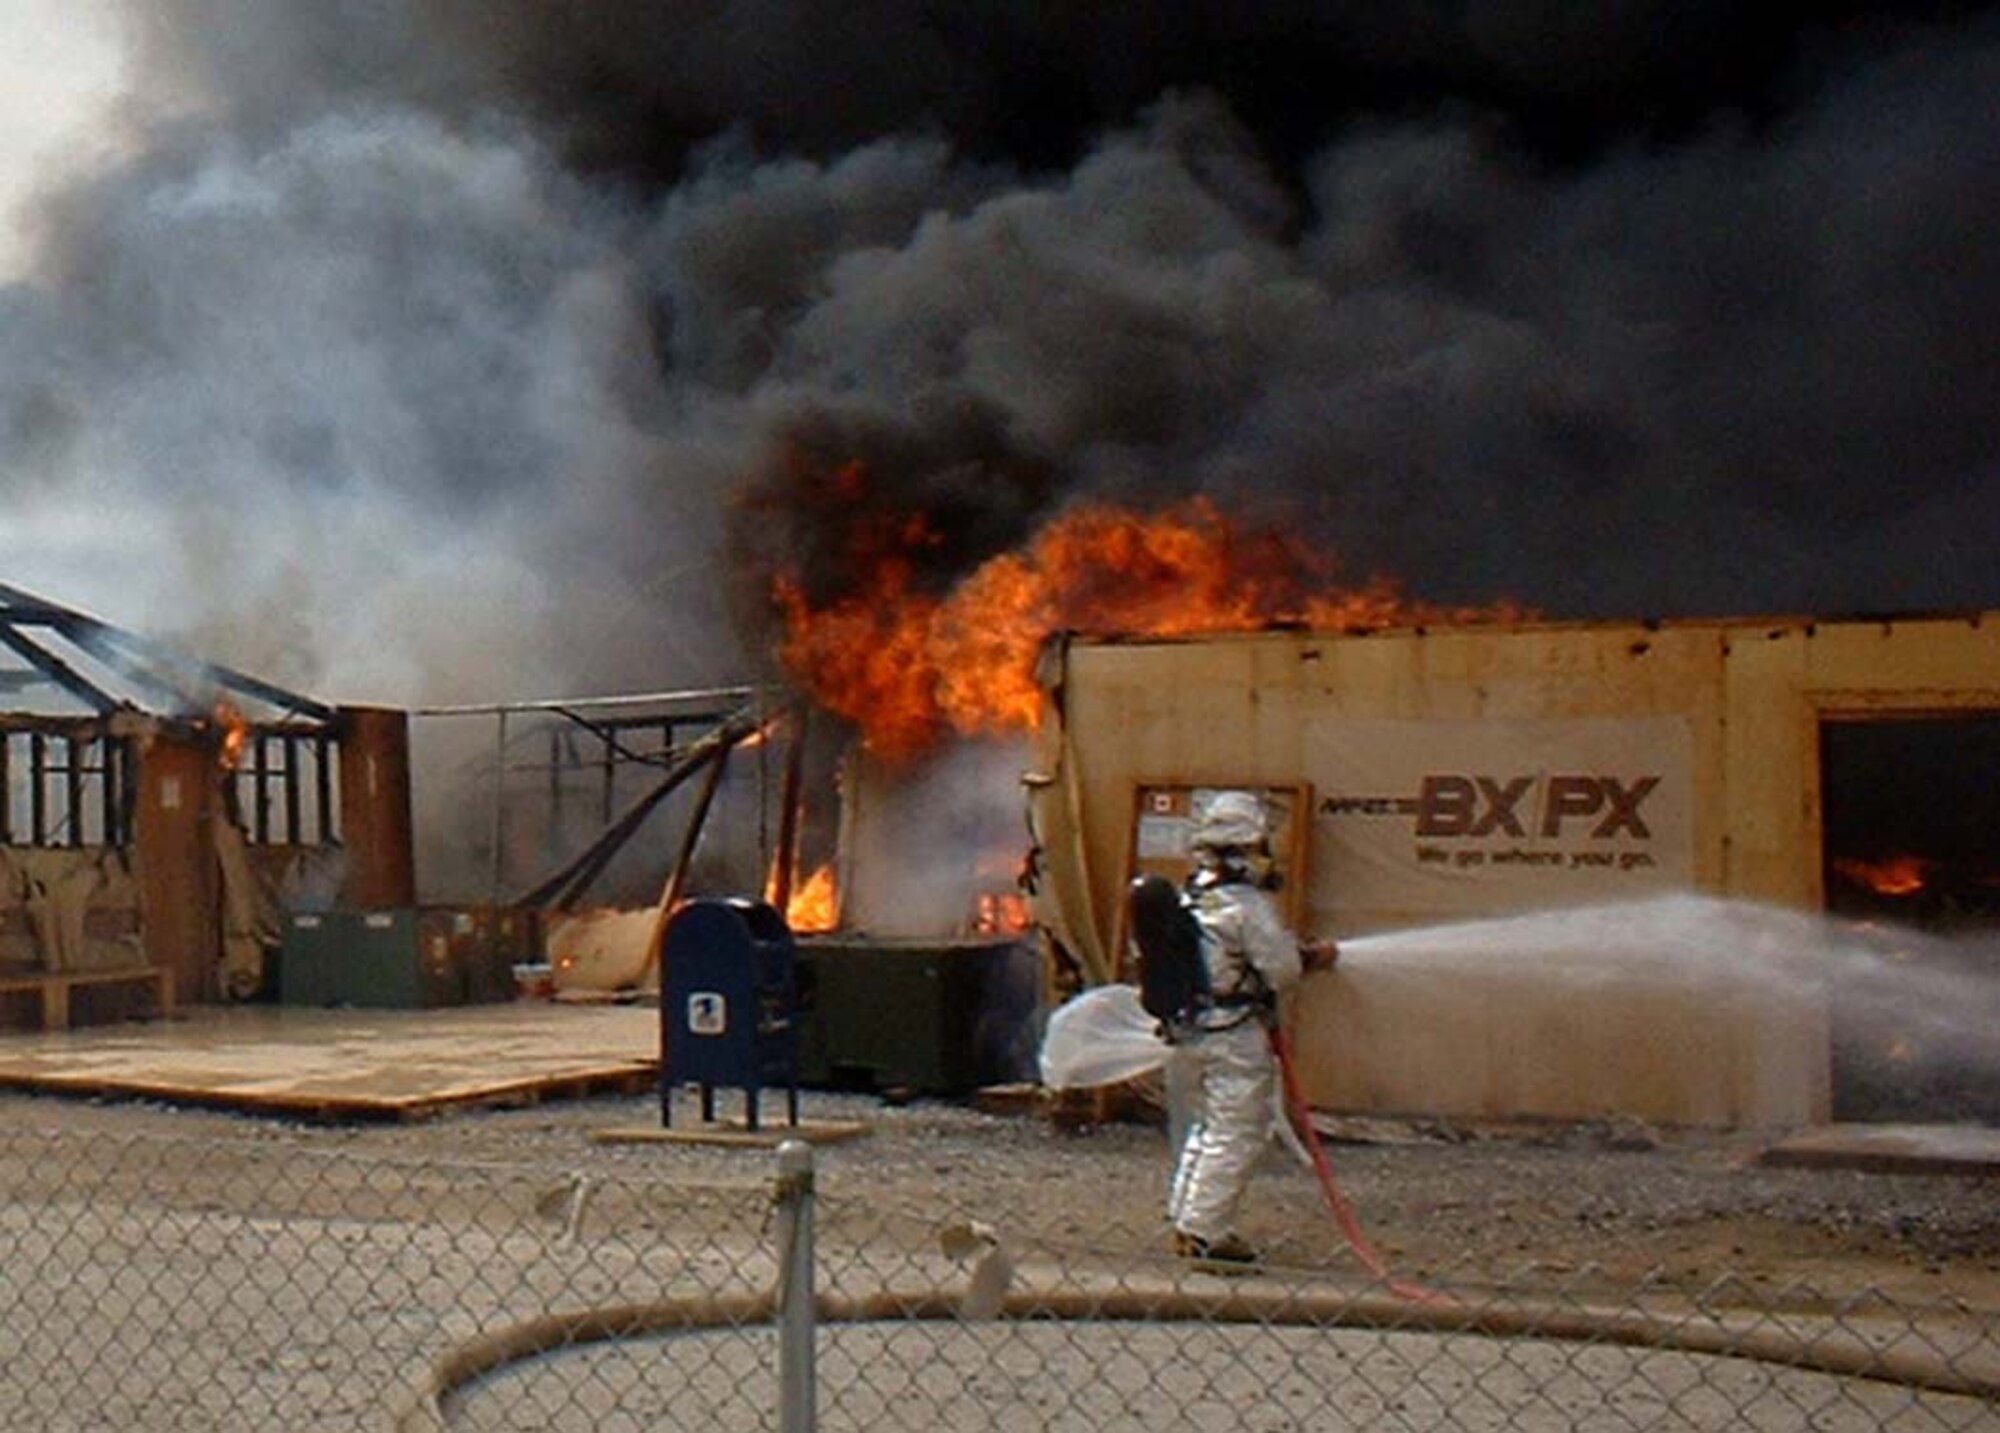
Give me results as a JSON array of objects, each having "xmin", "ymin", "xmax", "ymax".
[
  {"xmin": 1198, "ymin": 841, "xmax": 1281, "ymax": 891},
  {"xmin": 1190, "ymin": 791, "xmax": 1281, "ymax": 889}
]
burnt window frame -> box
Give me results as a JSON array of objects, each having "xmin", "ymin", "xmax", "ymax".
[{"xmin": 0, "ymin": 719, "xmax": 135, "ymax": 850}]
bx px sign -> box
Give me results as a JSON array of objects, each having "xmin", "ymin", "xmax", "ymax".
[{"xmin": 1307, "ymin": 718, "xmax": 1694, "ymax": 918}]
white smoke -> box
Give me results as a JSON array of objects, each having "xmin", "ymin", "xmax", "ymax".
[{"xmin": 4, "ymin": 106, "xmax": 721, "ymax": 701}]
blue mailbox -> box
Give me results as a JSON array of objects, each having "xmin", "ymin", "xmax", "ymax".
[{"xmin": 661, "ymin": 898, "xmax": 800, "ymax": 1130}]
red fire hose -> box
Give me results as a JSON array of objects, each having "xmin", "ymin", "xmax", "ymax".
[{"xmin": 1270, "ymin": 1025, "xmax": 1454, "ymax": 1306}]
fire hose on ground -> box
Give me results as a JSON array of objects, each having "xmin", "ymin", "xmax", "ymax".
[
  {"xmin": 1269, "ymin": 1022, "xmax": 1451, "ymax": 1306},
  {"xmin": 395, "ymin": 1136, "xmax": 1999, "ymax": 1430}
]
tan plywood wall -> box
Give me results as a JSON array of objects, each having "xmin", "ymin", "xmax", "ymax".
[
  {"xmin": 1060, "ymin": 624, "xmax": 1732, "ymax": 943},
  {"xmin": 1046, "ymin": 614, "xmax": 2000, "ymax": 1127},
  {"xmin": 1720, "ymin": 617, "xmax": 2000, "ymax": 908}
]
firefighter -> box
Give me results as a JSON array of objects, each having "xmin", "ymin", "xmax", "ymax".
[{"xmin": 1168, "ymin": 789, "xmax": 1334, "ymax": 1266}]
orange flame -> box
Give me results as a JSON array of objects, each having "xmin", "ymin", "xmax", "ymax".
[
  {"xmin": 781, "ymin": 863, "xmax": 841, "ymax": 934},
  {"xmin": 775, "ymin": 494, "xmax": 1508, "ymax": 762},
  {"xmin": 213, "ymin": 701, "xmax": 250, "ymax": 772},
  {"xmin": 974, "ymin": 890, "xmax": 1033, "ymax": 935},
  {"xmin": 1834, "ymin": 855, "xmax": 1929, "ymax": 897}
]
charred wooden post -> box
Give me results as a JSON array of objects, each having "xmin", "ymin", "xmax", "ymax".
[
  {"xmin": 639, "ymin": 743, "xmax": 734, "ymax": 989},
  {"xmin": 62, "ymin": 734, "xmax": 83, "ymax": 847},
  {"xmin": 769, "ymin": 705, "xmax": 810, "ymax": 914},
  {"xmin": 313, "ymin": 731, "xmax": 335, "ymax": 844},
  {"xmin": 28, "ymin": 730, "xmax": 46, "ymax": 843},
  {"xmin": 282, "ymin": 733, "xmax": 302, "ymax": 843},
  {"xmin": 250, "ymin": 732, "xmax": 271, "ymax": 843},
  {"xmin": 336, "ymin": 705, "xmax": 416, "ymax": 909},
  {"xmin": 96, "ymin": 735, "xmax": 120, "ymax": 845},
  {"xmin": 135, "ymin": 729, "xmax": 223, "ymax": 1001}
]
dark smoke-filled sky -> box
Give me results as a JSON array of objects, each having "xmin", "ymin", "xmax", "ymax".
[{"xmin": 2, "ymin": 1, "xmax": 1997, "ymax": 707}]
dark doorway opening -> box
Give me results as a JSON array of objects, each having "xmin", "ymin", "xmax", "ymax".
[{"xmin": 1820, "ymin": 714, "xmax": 2000, "ymax": 1124}]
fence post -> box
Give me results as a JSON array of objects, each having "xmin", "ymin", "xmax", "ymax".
[{"xmin": 774, "ymin": 1139, "xmax": 816, "ymax": 1433}]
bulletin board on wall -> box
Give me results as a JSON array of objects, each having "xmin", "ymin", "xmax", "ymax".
[{"xmin": 1113, "ymin": 783, "xmax": 1313, "ymax": 981}]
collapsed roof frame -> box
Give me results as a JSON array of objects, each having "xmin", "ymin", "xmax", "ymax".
[
  {"xmin": 0, "ymin": 582, "xmax": 333, "ymax": 724},
  {"xmin": 414, "ymin": 688, "xmax": 809, "ymax": 919},
  {"xmin": 3, "ymin": 583, "xmax": 342, "ymax": 854},
  {"xmin": 4, "ymin": 586, "xmax": 813, "ymax": 930}
]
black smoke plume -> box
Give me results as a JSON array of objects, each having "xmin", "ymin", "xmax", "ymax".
[{"xmin": 2, "ymin": 1, "xmax": 1997, "ymax": 709}]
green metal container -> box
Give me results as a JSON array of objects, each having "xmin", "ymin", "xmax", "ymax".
[
  {"xmin": 342, "ymin": 910, "xmax": 457, "ymax": 1008},
  {"xmin": 277, "ymin": 912, "xmax": 344, "ymax": 1006},
  {"xmin": 793, "ymin": 938, "xmax": 1042, "ymax": 1096},
  {"xmin": 277, "ymin": 906, "xmax": 530, "ymax": 1008}
]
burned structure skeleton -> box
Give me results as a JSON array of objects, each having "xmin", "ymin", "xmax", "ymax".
[{"xmin": 0, "ymin": 584, "xmax": 411, "ymax": 1020}]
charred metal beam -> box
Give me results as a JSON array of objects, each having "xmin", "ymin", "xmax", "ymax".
[
  {"xmin": 0, "ymin": 626, "xmax": 117, "ymax": 714},
  {"xmin": 547, "ymin": 706, "xmax": 711, "ymax": 769},
  {"xmin": 638, "ymin": 742, "xmax": 734, "ymax": 987},
  {"xmin": 523, "ymin": 740, "xmax": 723, "ymax": 911},
  {"xmin": 314, "ymin": 732, "xmax": 335, "ymax": 843},
  {"xmin": 415, "ymin": 685, "xmax": 757, "ymax": 717},
  {"xmin": 63, "ymin": 734, "xmax": 83, "ymax": 847},
  {"xmin": 59, "ymin": 622, "xmax": 207, "ymax": 712},
  {"xmin": 513, "ymin": 707, "xmax": 763, "ymax": 910},
  {"xmin": 661, "ymin": 744, "xmax": 731, "ymax": 919},
  {"xmin": 2, "ymin": 586, "xmax": 181, "ymax": 710},
  {"xmin": 283, "ymin": 734, "xmax": 302, "ymax": 844},
  {"xmin": 250, "ymin": 734, "xmax": 271, "ymax": 843},
  {"xmin": 28, "ymin": 730, "xmax": 46, "ymax": 841},
  {"xmin": 0, "ymin": 583, "xmax": 334, "ymax": 722},
  {"xmin": 97, "ymin": 736, "xmax": 119, "ymax": 846},
  {"xmin": 769, "ymin": 704, "xmax": 809, "ymax": 914},
  {"xmin": 87, "ymin": 623, "xmax": 335, "ymax": 722},
  {"xmin": 0, "ymin": 598, "xmax": 75, "ymax": 625}
]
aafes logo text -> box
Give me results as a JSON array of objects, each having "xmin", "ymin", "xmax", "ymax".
[{"xmin": 1322, "ymin": 774, "xmax": 1661, "ymax": 839}]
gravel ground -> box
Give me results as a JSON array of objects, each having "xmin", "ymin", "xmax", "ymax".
[
  {"xmin": 388, "ymin": 1090, "xmax": 2000, "ymax": 1299},
  {"xmin": 4, "ymin": 1086, "xmax": 1998, "ymax": 1431},
  {"xmin": 8, "ymin": 1084, "xmax": 1997, "ymax": 1302}
]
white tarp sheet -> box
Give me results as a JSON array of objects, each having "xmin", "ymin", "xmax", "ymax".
[{"xmin": 1037, "ymin": 982, "xmax": 1168, "ymax": 1089}]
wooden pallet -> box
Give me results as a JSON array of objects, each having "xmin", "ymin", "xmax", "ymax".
[
  {"xmin": 0, "ymin": 965, "xmax": 175, "ymax": 1032},
  {"xmin": 1047, "ymin": 1082, "xmax": 1145, "ymax": 1130},
  {"xmin": 0, "ymin": 1003, "xmax": 658, "ymax": 1122}
]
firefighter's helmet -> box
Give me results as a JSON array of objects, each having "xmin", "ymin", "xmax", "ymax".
[{"xmin": 1192, "ymin": 790, "xmax": 1267, "ymax": 850}]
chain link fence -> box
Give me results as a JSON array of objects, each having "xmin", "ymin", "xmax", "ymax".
[{"xmin": 1, "ymin": 1124, "xmax": 1995, "ymax": 1431}]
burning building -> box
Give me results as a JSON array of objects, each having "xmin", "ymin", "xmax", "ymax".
[
  {"xmin": 757, "ymin": 477, "xmax": 2000, "ymax": 1126},
  {"xmin": 0, "ymin": 584, "xmax": 413, "ymax": 1026},
  {"xmin": 4, "ymin": 8, "xmax": 1998, "ymax": 1121},
  {"xmin": 1017, "ymin": 611, "xmax": 2000, "ymax": 1128}
]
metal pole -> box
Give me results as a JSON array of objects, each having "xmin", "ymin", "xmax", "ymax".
[
  {"xmin": 769, "ymin": 706, "xmax": 808, "ymax": 914},
  {"xmin": 489, "ymin": 709, "xmax": 508, "ymax": 908},
  {"xmin": 774, "ymin": 1139, "xmax": 817, "ymax": 1433}
]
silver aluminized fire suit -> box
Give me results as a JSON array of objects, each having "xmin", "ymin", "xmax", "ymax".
[{"xmin": 1167, "ymin": 853, "xmax": 1305, "ymax": 1249}]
